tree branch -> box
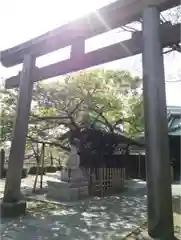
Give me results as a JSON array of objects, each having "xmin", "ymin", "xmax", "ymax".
[
  {"xmin": 89, "ymin": 107, "xmax": 114, "ymax": 132},
  {"xmin": 30, "ymin": 115, "xmax": 69, "ymax": 121},
  {"xmin": 30, "ymin": 100, "xmax": 84, "ymax": 130},
  {"xmin": 27, "ymin": 136, "xmax": 70, "ymax": 152},
  {"xmin": 70, "ymin": 99, "xmax": 84, "ymax": 115}
]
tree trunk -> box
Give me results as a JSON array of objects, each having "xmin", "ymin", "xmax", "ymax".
[{"xmin": 0, "ymin": 149, "xmax": 5, "ymax": 179}]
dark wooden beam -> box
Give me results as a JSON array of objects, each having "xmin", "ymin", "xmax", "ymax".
[
  {"xmin": 3, "ymin": 54, "xmax": 35, "ymax": 206},
  {"xmin": 5, "ymin": 23, "xmax": 180, "ymax": 89},
  {"xmin": 142, "ymin": 8, "xmax": 174, "ymax": 238},
  {"xmin": 0, "ymin": 0, "xmax": 179, "ymax": 67}
]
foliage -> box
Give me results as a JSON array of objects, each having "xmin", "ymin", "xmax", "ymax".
[{"xmin": 0, "ymin": 69, "xmax": 144, "ymax": 161}]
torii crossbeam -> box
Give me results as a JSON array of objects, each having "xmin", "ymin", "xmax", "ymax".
[
  {"xmin": 0, "ymin": 0, "xmax": 179, "ymax": 67},
  {"xmin": 0, "ymin": 0, "xmax": 180, "ymax": 238}
]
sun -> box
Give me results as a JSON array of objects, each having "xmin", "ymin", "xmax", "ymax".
[{"xmin": 0, "ymin": 0, "xmax": 113, "ymax": 51}]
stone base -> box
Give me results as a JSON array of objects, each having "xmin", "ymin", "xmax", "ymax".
[
  {"xmin": 138, "ymin": 230, "xmax": 176, "ymax": 240},
  {"xmin": 47, "ymin": 178, "xmax": 89, "ymax": 202},
  {"xmin": 60, "ymin": 168, "xmax": 87, "ymax": 182},
  {"xmin": 0, "ymin": 199, "xmax": 26, "ymax": 219}
]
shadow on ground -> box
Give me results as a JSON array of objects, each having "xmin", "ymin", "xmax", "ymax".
[
  {"xmin": 1, "ymin": 189, "xmax": 147, "ymax": 240},
  {"xmin": 1, "ymin": 180, "xmax": 180, "ymax": 239}
]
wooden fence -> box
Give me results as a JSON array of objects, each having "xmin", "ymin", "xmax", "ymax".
[{"xmin": 84, "ymin": 167, "xmax": 126, "ymax": 197}]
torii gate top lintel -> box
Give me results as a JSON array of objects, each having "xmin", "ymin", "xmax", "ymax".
[{"xmin": 0, "ymin": 0, "xmax": 179, "ymax": 68}]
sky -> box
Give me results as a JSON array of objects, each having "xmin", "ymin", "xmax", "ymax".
[{"xmin": 0, "ymin": 0, "xmax": 181, "ymax": 106}]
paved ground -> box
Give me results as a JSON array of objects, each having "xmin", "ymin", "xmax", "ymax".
[
  {"xmin": 1, "ymin": 189, "xmax": 147, "ymax": 239},
  {"xmin": 0, "ymin": 174, "xmax": 56, "ymax": 199},
  {"xmin": 0, "ymin": 178, "xmax": 180, "ymax": 239},
  {"xmin": 0, "ymin": 175, "xmax": 49, "ymax": 193}
]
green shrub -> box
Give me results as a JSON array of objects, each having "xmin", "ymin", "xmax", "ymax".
[
  {"xmin": 57, "ymin": 166, "xmax": 63, "ymax": 171},
  {"xmin": 28, "ymin": 166, "xmax": 46, "ymax": 175},
  {"xmin": 21, "ymin": 168, "xmax": 28, "ymax": 178},
  {"xmin": 2, "ymin": 168, "xmax": 28, "ymax": 178},
  {"xmin": 46, "ymin": 166, "xmax": 57, "ymax": 173}
]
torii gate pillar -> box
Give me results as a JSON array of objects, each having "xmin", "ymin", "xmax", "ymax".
[
  {"xmin": 0, "ymin": 54, "xmax": 35, "ymax": 218},
  {"xmin": 142, "ymin": 6, "xmax": 174, "ymax": 239}
]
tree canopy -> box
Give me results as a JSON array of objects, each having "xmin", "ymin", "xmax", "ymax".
[{"xmin": 0, "ymin": 69, "xmax": 144, "ymax": 163}]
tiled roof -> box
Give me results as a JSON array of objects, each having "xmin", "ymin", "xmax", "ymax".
[{"xmin": 167, "ymin": 106, "xmax": 181, "ymax": 136}]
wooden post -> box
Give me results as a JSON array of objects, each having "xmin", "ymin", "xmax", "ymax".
[
  {"xmin": 40, "ymin": 143, "xmax": 45, "ymax": 189},
  {"xmin": 32, "ymin": 160, "xmax": 40, "ymax": 193},
  {"xmin": 0, "ymin": 149, "xmax": 5, "ymax": 179},
  {"xmin": 3, "ymin": 54, "xmax": 35, "ymax": 204},
  {"xmin": 138, "ymin": 153, "xmax": 141, "ymax": 178},
  {"xmin": 142, "ymin": 7, "xmax": 174, "ymax": 238},
  {"xmin": 50, "ymin": 150, "xmax": 53, "ymax": 167},
  {"xmin": 33, "ymin": 143, "xmax": 43, "ymax": 193}
]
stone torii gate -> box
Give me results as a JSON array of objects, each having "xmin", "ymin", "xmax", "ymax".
[{"xmin": 0, "ymin": 0, "xmax": 180, "ymax": 238}]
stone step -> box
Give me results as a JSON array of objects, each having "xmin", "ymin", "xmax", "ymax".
[
  {"xmin": 47, "ymin": 187, "xmax": 88, "ymax": 202},
  {"xmin": 47, "ymin": 178, "xmax": 89, "ymax": 202},
  {"xmin": 47, "ymin": 179, "xmax": 88, "ymax": 188}
]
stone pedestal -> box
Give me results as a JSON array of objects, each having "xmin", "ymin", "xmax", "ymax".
[
  {"xmin": 47, "ymin": 144, "xmax": 89, "ymax": 202},
  {"xmin": 47, "ymin": 178, "xmax": 88, "ymax": 202}
]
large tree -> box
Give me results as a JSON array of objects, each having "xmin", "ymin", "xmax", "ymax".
[{"xmin": 0, "ymin": 69, "xmax": 144, "ymax": 160}]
